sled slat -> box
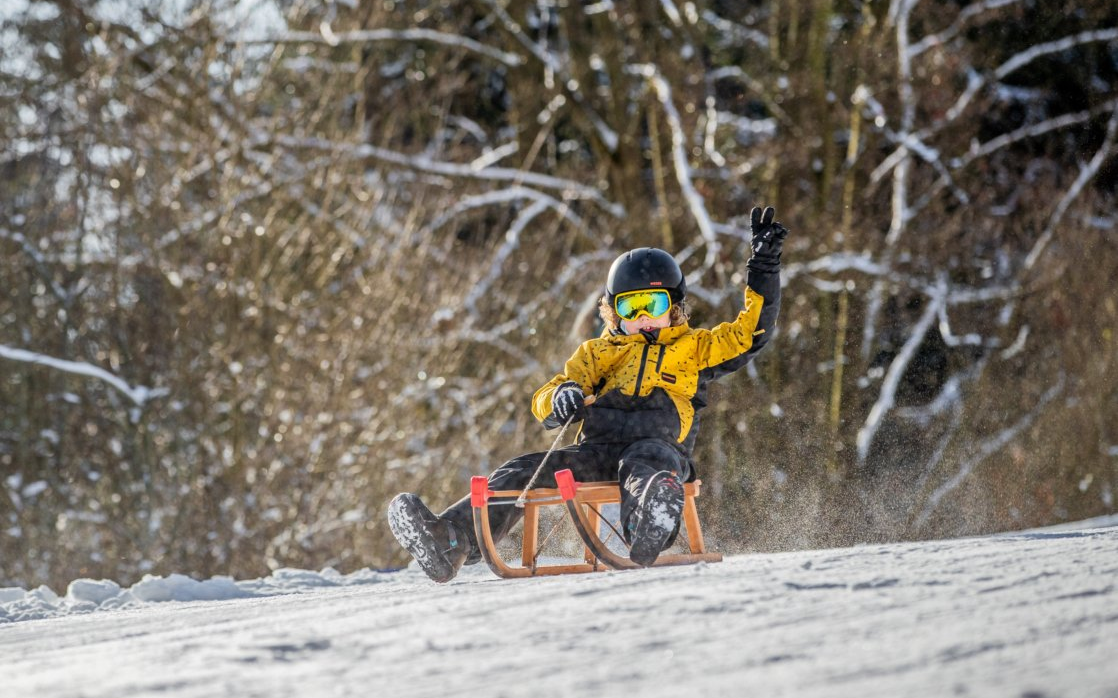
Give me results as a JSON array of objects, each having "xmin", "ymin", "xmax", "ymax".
[{"xmin": 521, "ymin": 504, "xmax": 539, "ymax": 568}]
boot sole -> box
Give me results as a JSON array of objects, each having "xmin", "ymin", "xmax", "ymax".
[
  {"xmin": 629, "ymin": 474, "xmax": 684, "ymax": 566},
  {"xmin": 387, "ymin": 494, "xmax": 457, "ymax": 583}
]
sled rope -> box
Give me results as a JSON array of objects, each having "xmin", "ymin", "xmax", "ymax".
[
  {"xmin": 515, "ymin": 394, "xmax": 595, "ymax": 508},
  {"xmin": 530, "ymin": 513, "xmax": 568, "ymax": 570},
  {"xmin": 515, "ymin": 412, "xmax": 577, "ymax": 508}
]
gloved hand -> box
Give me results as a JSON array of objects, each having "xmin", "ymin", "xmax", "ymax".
[
  {"xmin": 551, "ymin": 382, "xmax": 588, "ymax": 424},
  {"xmin": 747, "ymin": 206, "xmax": 789, "ymax": 273}
]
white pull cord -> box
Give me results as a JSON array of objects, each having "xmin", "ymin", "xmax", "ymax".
[{"xmin": 514, "ymin": 395, "xmax": 596, "ymax": 508}]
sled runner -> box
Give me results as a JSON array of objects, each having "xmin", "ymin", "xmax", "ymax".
[{"xmin": 470, "ymin": 469, "xmax": 722, "ymax": 579}]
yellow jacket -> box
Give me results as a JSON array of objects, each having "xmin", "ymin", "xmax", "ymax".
[{"xmin": 532, "ymin": 276, "xmax": 780, "ymax": 457}]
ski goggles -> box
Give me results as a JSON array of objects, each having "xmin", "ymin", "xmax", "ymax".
[{"xmin": 614, "ymin": 289, "xmax": 673, "ymax": 321}]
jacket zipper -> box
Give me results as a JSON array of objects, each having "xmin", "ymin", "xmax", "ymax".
[
  {"xmin": 632, "ymin": 343, "xmax": 651, "ymax": 396},
  {"xmin": 655, "ymin": 345, "xmax": 666, "ymax": 374}
]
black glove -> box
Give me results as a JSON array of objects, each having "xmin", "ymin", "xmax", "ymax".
[
  {"xmin": 551, "ymin": 382, "xmax": 588, "ymax": 424},
  {"xmin": 747, "ymin": 206, "xmax": 788, "ymax": 273}
]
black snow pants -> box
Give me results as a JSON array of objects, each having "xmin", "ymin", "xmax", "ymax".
[{"xmin": 440, "ymin": 438, "xmax": 692, "ymax": 564}]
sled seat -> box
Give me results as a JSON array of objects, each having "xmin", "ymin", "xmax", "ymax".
[{"xmin": 470, "ymin": 469, "xmax": 722, "ymax": 579}]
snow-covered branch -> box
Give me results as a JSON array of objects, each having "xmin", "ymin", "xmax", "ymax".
[
  {"xmin": 888, "ymin": 0, "xmax": 918, "ymax": 134},
  {"xmin": 461, "ymin": 198, "xmax": 553, "ymax": 320},
  {"xmin": 995, "ymin": 27, "xmax": 1118, "ymax": 80},
  {"xmin": 248, "ymin": 28, "xmax": 525, "ymax": 67},
  {"xmin": 713, "ymin": 110, "xmax": 778, "ymax": 142},
  {"xmin": 856, "ymin": 282, "xmax": 944, "ymax": 464},
  {"xmin": 707, "ymin": 66, "xmax": 794, "ymax": 132},
  {"xmin": 912, "ymin": 99, "xmax": 1118, "ymax": 215},
  {"xmin": 935, "ymin": 69, "xmax": 985, "ymax": 129},
  {"xmin": 0, "ymin": 345, "xmax": 168, "ymax": 408},
  {"xmin": 863, "ymin": 2, "xmax": 918, "ymax": 362},
  {"xmin": 700, "ymin": 10, "xmax": 769, "ymax": 50},
  {"xmin": 272, "ymin": 134, "xmax": 623, "ymax": 216},
  {"xmin": 424, "ymin": 187, "xmax": 588, "ymax": 238},
  {"xmin": 894, "ymin": 370, "xmax": 969, "ymax": 428},
  {"xmin": 782, "ymin": 252, "xmax": 890, "ymax": 281},
  {"xmin": 936, "ymin": 304, "xmax": 986, "ymax": 348},
  {"xmin": 907, "ymin": 25, "xmax": 1118, "ymax": 144},
  {"xmin": 783, "ymin": 253, "xmax": 1019, "ymax": 308},
  {"xmin": 480, "ymin": 0, "xmax": 561, "ymax": 73},
  {"xmin": 1023, "ymin": 107, "xmax": 1118, "ymax": 272},
  {"xmin": 907, "ymin": 0, "xmax": 1024, "ymax": 57},
  {"xmin": 0, "ymin": 229, "xmax": 70, "ymax": 304},
  {"xmin": 866, "ymin": 131, "xmax": 970, "ymax": 208},
  {"xmin": 479, "ymin": 0, "xmax": 620, "ymax": 153},
  {"xmin": 631, "ymin": 64, "xmax": 720, "ymax": 275},
  {"xmin": 659, "ymin": 0, "xmax": 684, "ymax": 26},
  {"xmin": 469, "ymin": 141, "xmax": 519, "ymax": 170},
  {"xmin": 910, "ymin": 373, "xmax": 1065, "ymax": 530},
  {"xmin": 858, "ymin": 87, "xmax": 968, "ymax": 206},
  {"xmin": 966, "ymin": 101, "xmax": 1117, "ymax": 166}
]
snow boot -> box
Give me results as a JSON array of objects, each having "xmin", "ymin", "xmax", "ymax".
[
  {"xmin": 626, "ymin": 471, "xmax": 684, "ymax": 567},
  {"xmin": 387, "ymin": 493, "xmax": 470, "ymax": 583}
]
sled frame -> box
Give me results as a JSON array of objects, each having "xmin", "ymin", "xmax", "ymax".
[{"xmin": 470, "ymin": 469, "xmax": 722, "ymax": 579}]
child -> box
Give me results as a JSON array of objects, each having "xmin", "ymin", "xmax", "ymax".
[{"xmin": 388, "ymin": 206, "xmax": 788, "ymax": 582}]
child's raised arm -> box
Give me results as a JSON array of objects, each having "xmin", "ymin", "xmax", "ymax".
[{"xmin": 696, "ymin": 206, "xmax": 788, "ymax": 378}]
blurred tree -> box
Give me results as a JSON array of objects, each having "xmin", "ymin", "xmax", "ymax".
[{"xmin": 1, "ymin": 0, "xmax": 1115, "ymax": 588}]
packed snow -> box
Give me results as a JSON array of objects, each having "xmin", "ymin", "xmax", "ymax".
[{"xmin": 1, "ymin": 517, "xmax": 1116, "ymax": 697}]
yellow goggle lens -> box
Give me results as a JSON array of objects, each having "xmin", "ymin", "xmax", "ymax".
[{"xmin": 614, "ymin": 290, "xmax": 672, "ymax": 321}]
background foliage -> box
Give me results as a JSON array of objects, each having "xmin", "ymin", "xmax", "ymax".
[{"xmin": 2, "ymin": 0, "xmax": 1116, "ymax": 588}]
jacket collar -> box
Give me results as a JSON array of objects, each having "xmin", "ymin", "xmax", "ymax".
[{"xmin": 604, "ymin": 323, "xmax": 691, "ymax": 344}]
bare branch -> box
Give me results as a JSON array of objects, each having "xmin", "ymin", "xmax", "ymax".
[
  {"xmin": 1023, "ymin": 107, "xmax": 1118, "ymax": 271},
  {"xmin": 857, "ymin": 281, "xmax": 944, "ymax": 464},
  {"xmin": 272, "ymin": 134, "xmax": 624, "ymax": 216},
  {"xmin": 784, "ymin": 254, "xmax": 1018, "ymax": 306},
  {"xmin": 908, "ymin": 0, "xmax": 1025, "ymax": 58},
  {"xmin": 247, "ymin": 28, "xmax": 525, "ymax": 67},
  {"xmin": 910, "ymin": 373, "xmax": 1065, "ymax": 530},
  {"xmin": 713, "ymin": 110, "xmax": 778, "ymax": 142},
  {"xmin": 995, "ymin": 27, "xmax": 1118, "ymax": 80},
  {"xmin": 0, "ymin": 345, "xmax": 168, "ymax": 408},
  {"xmin": 910, "ymin": 25, "xmax": 1118, "ymax": 142},
  {"xmin": 425, "ymin": 186, "xmax": 588, "ymax": 238},
  {"xmin": 999, "ymin": 325, "xmax": 1030, "ymax": 360},
  {"xmin": 479, "ymin": 0, "xmax": 620, "ymax": 152},
  {"xmin": 936, "ymin": 305, "xmax": 987, "ymax": 348},
  {"xmin": 700, "ymin": 10, "xmax": 769, "ymax": 50},
  {"xmin": 659, "ymin": 0, "xmax": 684, "ymax": 26},
  {"xmin": 0, "ymin": 229, "xmax": 70, "ymax": 304},
  {"xmin": 632, "ymin": 64, "xmax": 720, "ymax": 274},
  {"xmin": 783, "ymin": 252, "xmax": 890, "ymax": 281},
  {"xmin": 895, "ymin": 370, "xmax": 971, "ymax": 427},
  {"xmin": 912, "ymin": 99, "xmax": 1118, "ymax": 215},
  {"xmin": 469, "ymin": 141, "xmax": 519, "ymax": 170},
  {"xmin": 461, "ymin": 198, "xmax": 552, "ymax": 319},
  {"xmin": 707, "ymin": 66, "xmax": 795, "ymax": 133},
  {"xmin": 862, "ymin": 3, "xmax": 922, "ymax": 363}
]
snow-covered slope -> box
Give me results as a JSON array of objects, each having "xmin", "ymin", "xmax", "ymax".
[{"xmin": 2, "ymin": 519, "xmax": 1116, "ymax": 698}]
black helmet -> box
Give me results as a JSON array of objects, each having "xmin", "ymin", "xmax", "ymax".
[{"xmin": 605, "ymin": 247, "xmax": 686, "ymax": 302}]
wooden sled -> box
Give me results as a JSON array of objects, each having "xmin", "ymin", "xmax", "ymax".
[{"xmin": 470, "ymin": 468, "xmax": 722, "ymax": 579}]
